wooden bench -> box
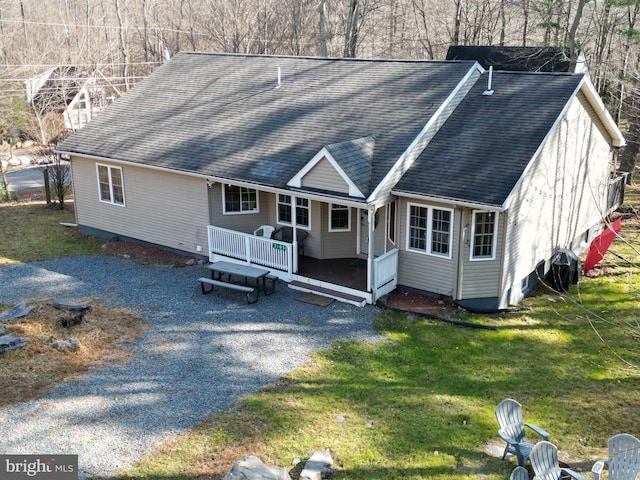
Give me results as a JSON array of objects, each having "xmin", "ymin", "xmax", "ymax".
[{"xmin": 198, "ymin": 277, "xmax": 258, "ymax": 304}]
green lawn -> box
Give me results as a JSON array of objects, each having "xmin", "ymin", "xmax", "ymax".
[
  {"xmin": 0, "ymin": 200, "xmax": 103, "ymax": 265},
  {"xmin": 121, "ymin": 193, "xmax": 640, "ymax": 479},
  {"xmin": 1, "ymin": 194, "xmax": 639, "ymax": 480}
]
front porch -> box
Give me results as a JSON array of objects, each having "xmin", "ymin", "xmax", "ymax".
[{"xmin": 207, "ymin": 225, "xmax": 398, "ymax": 306}]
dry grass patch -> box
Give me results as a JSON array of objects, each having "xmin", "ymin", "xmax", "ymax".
[{"xmin": 0, "ymin": 301, "xmax": 147, "ymax": 406}]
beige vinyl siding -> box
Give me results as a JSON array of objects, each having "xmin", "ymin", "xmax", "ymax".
[
  {"xmin": 208, "ymin": 183, "xmax": 271, "ymax": 233},
  {"xmin": 302, "ymin": 158, "xmax": 350, "ymax": 194},
  {"xmin": 372, "ymin": 207, "xmax": 387, "ymax": 256},
  {"xmin": 320, "ymin": 204, "xmax": 358, "ymax": 258},
  {"xmin": 500, "ymin": 91, "xmax": 613, "ymax": 305},
  {"xmin": 71, "ymin": 156, "xmax": 210, "ymax": 255},
  {"xmin": 372, "ymin": 68, "xmax": 481, "ymax": 204},
  {"xmin": 302, "ymin": 200, "xmax": 322, "ymax": 257},
  {"xmin": 460, "ymin": 210, "xmax": 505, "ymax": 299},
  {"xmin": 396, "ymin": 198, "xmax": 458, "ymax": 296}
]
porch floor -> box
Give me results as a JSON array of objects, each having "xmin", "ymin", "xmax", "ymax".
[{"xmin": 297, "ymin": 257, "xmax": 367, "ymax": 291}]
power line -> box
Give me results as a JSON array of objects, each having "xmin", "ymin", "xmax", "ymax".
[
  {"xmin": 0, "ymin": 18, "xmax": 209, "ymax": 37},
  {"xmin": 0, "ymin": 62, "xmax": 162, "ymax": 68},
  {"xmin": 0, "ymin": 76, "xmax": 149, "ymax": 82}
]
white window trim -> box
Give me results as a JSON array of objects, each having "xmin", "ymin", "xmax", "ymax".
[
  {"xmin": 222, "ymin": 184, "xmax": 259, "ymax": 215},
  {"xmin": 329, "ymin": 204, "xmax": 351, "ymax": 232},
  {"xmin": 96, "ymin": 163, "xmax": 125, "ymax": 207},
  {"xmin": 405, "ymin": 203, "xmax": 454, "ymax": 259},
  {"xmin": 470, "ymin": 210, "xmax": 498, "ymax": 261},
  {"xmin": 276, "ymin": 195, "xmax": 311, "ymax": 230}
]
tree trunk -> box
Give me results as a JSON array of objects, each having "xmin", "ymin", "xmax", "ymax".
[
  {"xmin": 568, "ymin": 0, "xmax": 589, "ymax": 71},
  {"xmin": 593, "ymin": 1, "xmax": 612, "ymax": 93},
  {"xmin": 411, "ymin": 0, "xmax": 434, "ymax": 59},
  {"xmin": 619, "ymin": 92, "xmax": 639, "ymax": 183},
  {"xmin": 500, "ymin": 0, "xmax": 506, "ymax": 45},
  {"xmin": 453, "ymin": 0, "xmax": 462, "ymax": 45},
  {"xmin": 344, "ymin": 0, "xmax": 358, "ymax": 58},
  {"xmin": 319, "ymin": 0, "xmax": 328, "ymax": 57},
  {"xmin": 522, "ymin": 0, "xmax": 529, "ymax": 46},
  {"xmin": 42, "ymin": 167, "xmax": 51, "ymax": 205},
  {"xmin": 114, "ymin": 0, "xmax": 130, "ymax": 91}
]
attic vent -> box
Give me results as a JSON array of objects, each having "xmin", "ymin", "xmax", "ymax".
[{"xmin": 483, "ymin": 66, "xmax": 494, "ymax": 96}]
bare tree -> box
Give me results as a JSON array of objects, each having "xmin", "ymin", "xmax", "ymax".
[{"xmin": 42, "ymin": 150, "xmax": 71, "ymax": 210}]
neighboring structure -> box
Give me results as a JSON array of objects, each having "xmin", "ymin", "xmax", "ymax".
[
  {"xmin": 56, "ymin": 53, "xmax": 626, "ymax": 311},
  {"xmin": 445, "ymin": 45, "xmax": 588, "ymax": 74},
  {"xmin": 25, "ymin": 66, "xmax": 119, "ymax": 131}
]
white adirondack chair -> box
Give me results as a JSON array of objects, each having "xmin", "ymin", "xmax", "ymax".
[
  {"xmin": 592, "ymin": 433, "xmax": 640, "ymax": 480},
  {"xmin": 530, "ymin": 441, "xmax": 586, "ymax": 480},
  {"xmin": 496, "ymin": 398, "xmax": 550, "ymax": 467},
  {"xmin": 510, "ymin": 465, "xmax": 530, "ymax": 480}
]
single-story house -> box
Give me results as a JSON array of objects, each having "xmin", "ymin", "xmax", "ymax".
[{"xmin": 56, "ymin": 52, "xmax": 626, "ymax": 311}]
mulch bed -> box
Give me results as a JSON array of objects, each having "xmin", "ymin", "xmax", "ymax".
[
  {"xmin": 385, "ymin": 290, "xmax": 457, "ymax": 317},
  {"xmin": 102, "ymin": 240, "xmax": 197, "ymax": 267}
]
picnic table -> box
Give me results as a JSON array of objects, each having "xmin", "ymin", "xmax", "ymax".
[{"xmin": 198, "ymin": 261, "xmax": 275, "ymax": 303}]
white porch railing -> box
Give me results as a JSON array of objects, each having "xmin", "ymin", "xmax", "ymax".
[
  {"xmin": 208, "ymin": 226, "xmax": 399, "ymax": 304},
  {"xmin": 207, "ymin": 225, "xmax": 293, "ymax": 274},
  {"xmin": 373, "ymin": 248, "xmax": 399, "ymax": 299}
]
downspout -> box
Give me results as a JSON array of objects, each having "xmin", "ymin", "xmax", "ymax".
[
  {"xmin": 497, "ymin": 211, "xmax": 510, "ymax": 309},
  {"xmin": 455, "ymin": 209, "xmax": 466, "ymax": 301}
]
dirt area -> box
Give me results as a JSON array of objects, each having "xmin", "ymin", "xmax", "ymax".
[
  {"xmin": 384, "ymin": 289, "xmax": 460, "ymax": 317},
  {"xmin": 0, "ymin": 301, "xmax": 147, "ymax": 406},
  {"xmin": 102, "ymin": 240, "xmax": 198, "ymax": 267}
]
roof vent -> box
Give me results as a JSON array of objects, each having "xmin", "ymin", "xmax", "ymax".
[
  {"xmin": 483, "ymin": 66, "xmax": 494, "ymax": 96},
  {"xmin": 275, "ymin": 67, "xmax": 281, "ymax": 89}
]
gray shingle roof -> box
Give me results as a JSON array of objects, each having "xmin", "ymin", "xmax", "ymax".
[
  {"xmin": 393, "ymin": 70, "xmax": 583, "ymax": 207},
  {"xmin": 324, "ymin": 136, "xmax": 375, "ymax": 196},
  {"xmin": 57, "ymin": 53, "xmax": 477, "ymax": 198}
]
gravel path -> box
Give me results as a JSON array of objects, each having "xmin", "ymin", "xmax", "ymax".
[{"xmin": 0, "ymin": 256, "xmax": 383, "ymax": 479}]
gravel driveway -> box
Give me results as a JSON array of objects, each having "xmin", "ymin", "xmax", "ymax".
[{"xmin": 0, "ymin": 256, "xmax": 382, "ymax": 479}]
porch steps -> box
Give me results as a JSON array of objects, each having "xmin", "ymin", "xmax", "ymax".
[{"xmin": 288, "ymin": 281, "xmax": 367, "ymax": 307}]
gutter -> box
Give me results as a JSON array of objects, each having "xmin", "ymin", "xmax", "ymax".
[
  {"xmin": 392, "ymin": 189, "xmax": 504, "ymax": 212},
  {"xmin": 55, "ymin": 150, "xmax": 371, "ymax": 209}
]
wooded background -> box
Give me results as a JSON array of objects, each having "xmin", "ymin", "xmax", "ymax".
[{"xmin": 1, "ymin": 0, "xmax": 640, "ymax": 172}]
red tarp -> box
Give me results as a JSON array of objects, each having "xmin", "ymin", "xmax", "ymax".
[{"xmin": 582, "ymin": 218, "xmax": 622, "ymax": 274}]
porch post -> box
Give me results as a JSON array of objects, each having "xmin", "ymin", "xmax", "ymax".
[
  {"xmin": 367, "ymin": 206, "xmax": 375, "ymax": 294},
  {"xmin": 292, "ymin": 195, "xmax": 298, "ymax": 272}
]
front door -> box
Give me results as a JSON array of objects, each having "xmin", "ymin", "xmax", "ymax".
[{"xmin": 359, "ymin": 208, "xmax": 385, "ymax": 257}]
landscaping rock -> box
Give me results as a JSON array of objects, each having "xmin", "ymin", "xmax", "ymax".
[
  {"xmin": 222, "ymin": 456, "xmax": 291, "ymax": 480},
  {"xmin": 0, "ymin": 335, "xmax": 29, "ymax": 353},
  {"xmin": 299, "ymin": 449, "xmax": 334, "ymax": 480},
  {"xmin": 0, "ymin": 303, "xmax": 35, "ymax": 321},
  {"xmin": 50, "ymin": 338, "xmax": 82, "ymax": 352}
]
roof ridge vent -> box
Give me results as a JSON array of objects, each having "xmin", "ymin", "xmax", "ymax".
[{"xmin": 483, "ymin": 66, "xmax": 494, "ymax": 96}]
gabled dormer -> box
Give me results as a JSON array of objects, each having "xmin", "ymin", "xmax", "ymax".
[{"xmin": 287, "ymin": 136, "xmax": 375, "ymax": 198}]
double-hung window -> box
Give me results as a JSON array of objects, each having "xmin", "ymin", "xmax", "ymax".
[
  {"xmin": 97, "ymin": 164, "xmax": 125, "ymax": 206},
  {"xmin": 470, "ymin": 211, "xmax": 498, "ymax": 260},
  {"xmin": 277, "ymin": 195, "xmax": 310, "ymax": 228},
  {"xmin": 329, "ymin": 204, "xmax": 350, "ymax": 231},
  {"xmin": 223, "ymin": 185, "xmax": 258, "ymax": 214},
  {"xmin": 407, "ymin": 204, "xmax": 453, "ymax": 258}
]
